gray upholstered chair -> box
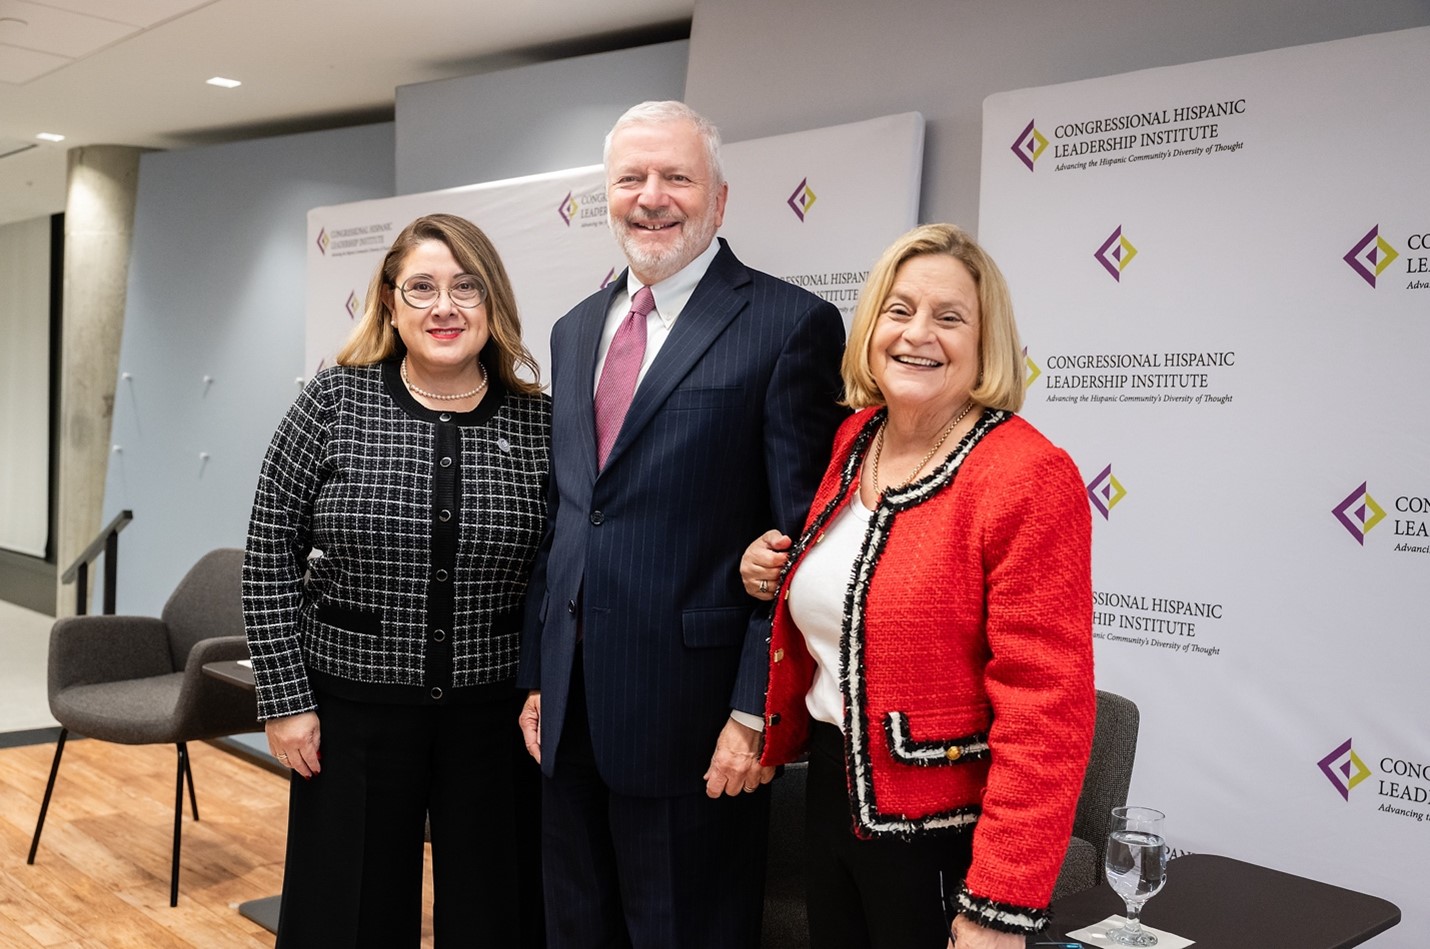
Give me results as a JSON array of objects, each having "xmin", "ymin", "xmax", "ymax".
[
  {"xmin": 1052, "ymin": 689, "xmax": 1141, "ymax": 899},
  {"xmin": 27, "ymin": 547, "xmax": 260, "ymax": 906}
]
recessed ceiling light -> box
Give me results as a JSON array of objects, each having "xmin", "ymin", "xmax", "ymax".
[
  {"xmin": 36, "ymin": 132, "xmax": 65, "ymax": 142},
  {"xmin": 206, "ymin": 76, "xmax": 242, "ymax": 88}
]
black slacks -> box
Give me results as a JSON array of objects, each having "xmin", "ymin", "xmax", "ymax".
[
  {"xmin": 276, "ymin": 688, "xmax": 543, "ymax": 948},
  {"xmin": 804, "ymin": 721, "xmax": 973, "ymax": 949},
  {"xmin": 540, "ymin": 651, "xmax": 770, "ymax": 949}
]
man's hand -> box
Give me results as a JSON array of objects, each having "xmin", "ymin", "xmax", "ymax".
[
  {"xmin": 519, "ymin": 691, "xmax": 542, "ymax": 764},
  {"xmin": 266, "ymin": 711, "xmax": 321, "ymax": 778},
  {"xmin": 702, "ymin": 717, "xmax": 775, "ymax": 798}
]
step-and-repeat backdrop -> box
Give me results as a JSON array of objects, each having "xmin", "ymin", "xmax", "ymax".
[
  {"xmin": 981, "ymin": 27, "xmax": 1429, "ymax": 939},
  {"xmin": 305, "ymin": 112, "xmax": 924, "ymax": 376}
]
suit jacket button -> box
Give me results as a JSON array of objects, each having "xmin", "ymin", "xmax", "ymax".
[
  {"xmin": 431, "ymin": 687, "xmax": 444, "ymax": 700},
  {"xmin": 767, "ymin": 712, "xmax": 782, "ymax": 727},
  {"xmin": 432, "ymin": 628, "xmax": 447, "ymax": 642},
  {"xmin": 589, "ymin": 510, "xmax": 604, "ymax": 525},
  {"xmin": 567, "ymin": 600, "xmax": 577, "ymax": 614},
  {"xmin": 438, "ymin": 509, "xmax": 453, "ymax": 522},
  {"xmin": 773, "ymin": 648, "xmax": 785, "ymax": 662}
]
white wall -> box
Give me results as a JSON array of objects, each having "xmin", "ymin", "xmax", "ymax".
[{"xmin": 0, "ymin": 216, "xmax": 52, "ymax": 558}]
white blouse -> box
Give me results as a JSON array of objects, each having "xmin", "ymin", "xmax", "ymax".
[{"xmin": 785, "ymin": 489, "xmax": 872, "ymax": 730}]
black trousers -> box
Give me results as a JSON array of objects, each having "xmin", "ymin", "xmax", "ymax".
[
  {"xmin": 804, "ymin": 721, "xmax": 973, "ymax": 949},
  {"xmin": 540, "ymin": 651, "xmax": 770, "ymax": 949},
  {"xmin": 276, "ymin": 688, "xmax": 544, "ymax": 948}
]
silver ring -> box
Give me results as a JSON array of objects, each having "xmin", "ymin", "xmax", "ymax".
[{"xmin": 758, "ymin": 579, "xmax": 768, "ymax": 594}]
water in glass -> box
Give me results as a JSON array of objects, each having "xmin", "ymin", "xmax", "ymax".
[{"xmin": 1104, "ymin": 806, "xmax": 1167, "ymax": 946}]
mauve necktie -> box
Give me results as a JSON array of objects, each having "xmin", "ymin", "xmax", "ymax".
[{"xmin": 593, "ymin": 285, "xmax": 655, "ymax": 468}]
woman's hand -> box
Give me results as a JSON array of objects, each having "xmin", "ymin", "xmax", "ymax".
[
  {"xmin": 741, "ymin": 529, "xmax": 792, "ymax": 601},
  {"xmin": 266, "ymin": 711, "xmax": 321, "ymax": 778},
  {"xmin": 948, "ymin": 915, "xmax": 1026, "ymax": 949}
]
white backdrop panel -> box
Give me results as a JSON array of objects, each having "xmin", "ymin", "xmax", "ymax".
[
  {"xmin": 307, "ymin": 112, "xmax": 924, "ymax": 378},
  {"xmin": 981, "ymin": 27, "xmax": 1429, "ymax": 941}
]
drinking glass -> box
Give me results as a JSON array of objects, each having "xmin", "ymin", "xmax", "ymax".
[{"xmin": 1104, "ymin": 806, "xmax": 1168, "ymax": 946}]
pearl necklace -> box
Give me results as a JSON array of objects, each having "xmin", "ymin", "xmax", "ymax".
[
  {"xmin": 401, "ymin": 357, "xmax": 488, "ymax": 401},
  {"xmin": 871, "ymin": 399, "xmax": 976, "ymax": 495}
]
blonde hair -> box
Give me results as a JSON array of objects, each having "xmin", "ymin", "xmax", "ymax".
[
  {"xmin": 842, "ymin": 223, "xmax": 1024, "ymax": 413},
  {"xmin": 336, "ymin": 214, "xmax": 542, "ymax": 395}
]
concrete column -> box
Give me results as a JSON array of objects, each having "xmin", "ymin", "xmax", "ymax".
[{"xmin": 55, "ymin": 145, "xmax": 145, "ymax": 615}]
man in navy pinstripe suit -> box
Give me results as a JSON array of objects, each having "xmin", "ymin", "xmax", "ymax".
[{"xmin": 517, "ymin": 101, "xmax": 846, "ymax": 948}]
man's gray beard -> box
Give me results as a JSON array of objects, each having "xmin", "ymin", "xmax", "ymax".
[{"xmin": 610, "ymin": 210, "xmax": 718, "ymax": 284}]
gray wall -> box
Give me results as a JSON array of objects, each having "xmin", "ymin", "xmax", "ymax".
[
  {"xmin": 89, "ymin": 2, "xmax": 1430, "ymax": 615},
  {"xmin": 685, "ymin": 0, "xmax": 1430, "ymax": 234},
  {"xmin": 102, "ymin": 123, "xmax": 395, "ymax": 614},
  {"xmin": 397, "ymin": 40, "xmax": 688, "ymax": 193}
]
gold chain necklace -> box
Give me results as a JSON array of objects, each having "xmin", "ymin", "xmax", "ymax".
[
  {"xmin": 401, "ymin": 357, "xmax": 488, "ymax": 401},
  {"xmin": 871, "ymin": 399, "xmax": 975, "ymax": 495}
]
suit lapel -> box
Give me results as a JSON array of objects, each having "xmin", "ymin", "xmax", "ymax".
[{"xmin": 601, "ymin": 242, "xmax": 750, "ymax": 472}]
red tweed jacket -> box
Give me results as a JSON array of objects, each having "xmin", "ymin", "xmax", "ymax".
[{"xmin": 760, "ymin": 407, "xmax": 1095, "ymax": 934}]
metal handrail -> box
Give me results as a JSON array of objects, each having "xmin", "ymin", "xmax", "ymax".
[{"xmin": 60, "ymin": 509, "xmax": 133, "ymax": 615}]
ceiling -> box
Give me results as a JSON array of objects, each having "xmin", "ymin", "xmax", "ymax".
[{"xmin": 0, "ymin": 0, "xmax": 692, "ymax": 227}]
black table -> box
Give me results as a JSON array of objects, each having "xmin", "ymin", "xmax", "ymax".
[
  {"xmin": 1043, "ymin": 853, "xmax": 1400, "ymax": 949},
  {"xmin": 201, "ymin": 660, "xmax": 282, "ymax": 934}
]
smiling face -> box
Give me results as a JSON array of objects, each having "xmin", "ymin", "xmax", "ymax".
[
  {"xmin": 606, "ymin": 118, "xmax": 728, "ymax": 286},
  {"xmin": 385, "ymin": 239, "xmax": 489, "ymax": 380},
  {"xmin": 868, "ymin": 253, "xmax": 983, "ymax": 422}
]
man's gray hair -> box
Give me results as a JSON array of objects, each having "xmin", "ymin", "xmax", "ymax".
[{"xmin": 603, "ymin": 101, "xmax": 725, "ymax": 185}]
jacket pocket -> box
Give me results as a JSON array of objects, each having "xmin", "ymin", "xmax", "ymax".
[
  {"xmin": 315, "ymin": 602, "xmax": 383, "ymax": 637},
  {"xmin": 884, "ymin": 710, "xmax": 990, "ymax": 767},
  {"xmin": 681, "ymin": 606, "xmax": 749, "ymax": 648}
]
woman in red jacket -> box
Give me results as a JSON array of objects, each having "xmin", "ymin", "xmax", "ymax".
[{"xmin": 742, "ymin": 223, "xmax": 1095, "ymax": 949}]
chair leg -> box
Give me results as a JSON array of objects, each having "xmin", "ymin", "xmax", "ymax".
[
  {"xmin": 27, "ymin": 727, "xmax": 69, "ymax": 865},
  {"xmin": 182, "ymin": 743, "xmax": 199, "ymax": 821},
  {"xmin": 171, "ymin": 743, "xmax": 186, "ymax": 907}
]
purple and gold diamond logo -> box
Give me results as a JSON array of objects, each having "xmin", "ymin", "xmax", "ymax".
[
  {"xmin": 558, "ymin": 192, "xmax": 579, "ymax": 227},
  {"xmin": 1023, "ymin": 347, "xmax": 1041, "ymax": 389},
  {"xmin": 1343, "ymin": 226, "xmax": 1399, "ymax": 288},
  {"xmin": 316, "ymin": 228, "xmax": 330, "ymax": 255},
  {"xmin": 787, "ymin": 177, "xmax": 817, "ymax": 222},
  {"xmin": 1318, "ymin": 738, "xmax": 1372, "ymax": 801},
  {"xmin": 1095, "ymin": 226, "xmax": 1138, "ymax": 281},
  {"xmin": 1087, "ymin": 464, "xmax": 1126, "ymax": 520},
  {"xmin": 1011, "ymin": 120, "xmax": 1048, "ymax": 172},
  {"xmin": 345, "ymin": 291, "xmax": 360, "ymax": 320},
  {"xmin": 1332, "ymin": 481, "xmax": 1386, "ymax": 545}
]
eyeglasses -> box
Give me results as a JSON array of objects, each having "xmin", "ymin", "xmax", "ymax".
[{"xmin": 395, "ymin": 275, "xmax": 487, "ymax": 309}]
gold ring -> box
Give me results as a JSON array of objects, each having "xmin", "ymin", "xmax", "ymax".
[
  {"xmin": 743, "ymin": 785, "xmax": 758, "ymax": 792},
  {"xmin": 758, "ymin": 579, "xmax": 768, "ymax": 594},
  {"xmin": 277, "ymin": 752, "xmax": 288, "ymax": 760}
]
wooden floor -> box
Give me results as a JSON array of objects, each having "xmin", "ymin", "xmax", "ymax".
[{"xmin": 0, "ymin": 738, "xmax": 435, "ymax": 947}]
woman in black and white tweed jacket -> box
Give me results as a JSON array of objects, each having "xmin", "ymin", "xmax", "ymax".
[{"xmin": 244, "ymin": 214, "xmax": 548, "ymax": 948}]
